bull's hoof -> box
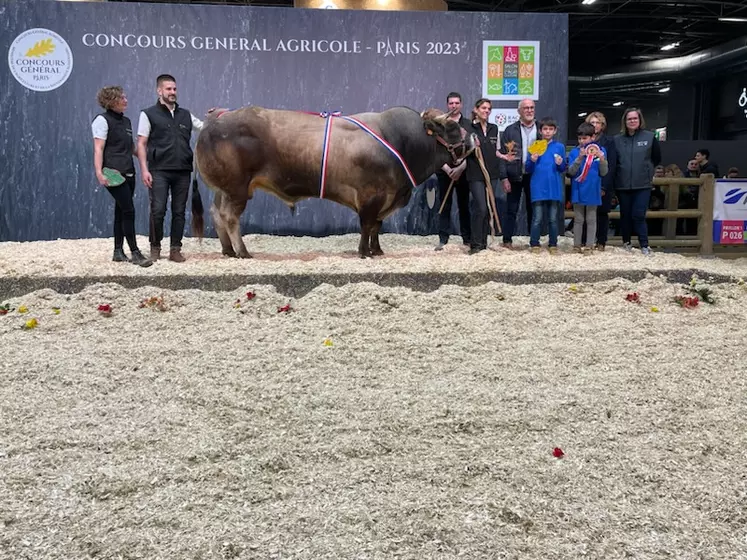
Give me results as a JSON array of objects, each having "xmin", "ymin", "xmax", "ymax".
[
  {"xmin": 237, "ymin": 251, "xmax": 253, "ymax": 259},
  {"xmin": 222, "ymin": 249, "xmax": 237, "ymax": 258},
  {"xmin": 371, "ymin": 248, "xmax": 384, "ymax": 257}
]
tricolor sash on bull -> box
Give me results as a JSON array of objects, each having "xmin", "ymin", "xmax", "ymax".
[
  {"xmin": 577, "ymin": 143, "xmax": 600, "ymax": 183},
  {"xmin": 311, "ymin": 110, "xmax": 418, "ymax": 199}
]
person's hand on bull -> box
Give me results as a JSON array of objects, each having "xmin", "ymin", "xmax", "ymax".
[{"xmin": 450, "ymin": 159, "xmax": 466, "ymax": 180}]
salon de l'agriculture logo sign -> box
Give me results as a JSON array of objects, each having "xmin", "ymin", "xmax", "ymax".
[
  {"xmin": 482, "ymin": 41, "xmax": 540, "ymax": 101},
  {"xmin": 8, "ymin": 28, "xmax": 73, "ymax": 92}
]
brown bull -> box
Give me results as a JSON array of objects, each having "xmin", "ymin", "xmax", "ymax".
[{"xmin": 192, "ymin": 105, "xmax": 476, "ymax": 258}]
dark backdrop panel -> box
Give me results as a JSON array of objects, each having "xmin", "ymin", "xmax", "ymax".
[{"xmin": 0, "ymin": 1, "xmax": 568, "ymax": 242}]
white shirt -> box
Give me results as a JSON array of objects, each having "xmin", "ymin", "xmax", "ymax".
[
  {"xmin": 137, "ymin": 107, "xmax": 204, "ymax": 138},
  {"xmin": 520, "ymin": 121, "xmax": 537, "ymax": 174},
  {"xmin": 91, "ymin": 115, "xmax": 109, "ymax": 140}
]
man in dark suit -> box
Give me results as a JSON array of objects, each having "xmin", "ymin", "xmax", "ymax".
[{"xmin": 498, "ymin": 98, "xmax": 540, "ymax": 247}]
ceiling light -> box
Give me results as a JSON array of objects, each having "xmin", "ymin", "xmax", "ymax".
[
  {"xmin": 581, "ymin": 0, "xmax": 597, "ymax": 4},
  {"xmin": 718, "ymin": 17, "xmax": 747, "ymax": 23},
  {"xmin": 659, "ymin": 87, "xmax": 670, "ymax": 93},
  {"xmin": 578, "ymin": 112, "xmax": 588, "ymax": 117},
  {"xmin": 660, "ymin": 42, "xmax": 680, "ymax": 51},
  {"xmin": 612, "ymin": 101, "xmax": 624, "ymax": 107}
]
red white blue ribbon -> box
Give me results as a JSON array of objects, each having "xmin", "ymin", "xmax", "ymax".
[
  {"xmin": 318, "ymin": 112, "xmax": 340, "ymax": 198},
  {"xmin": 339, "ymin": 116, "xmax": 418, "ymax": 190},
  {"xmin": 577, "ymin": 144, "xmax": 600, "ymax": 183},
  {"xmin": 309, "ymin": 111, "xmax": 417, "ymax": 199}
]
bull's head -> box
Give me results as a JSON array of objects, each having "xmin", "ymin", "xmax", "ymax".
[{"xmin": 421, "ymin": 108, "xmax": 477, "ymax": 164}]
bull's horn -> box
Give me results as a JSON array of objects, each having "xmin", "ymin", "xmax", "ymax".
[{"xmin": 431, "ymin": 112, "xmax": 451, "ymax": 124}]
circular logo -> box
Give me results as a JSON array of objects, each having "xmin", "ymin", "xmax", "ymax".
[{"xmin": 7, "ymin": 28, "xmax": 73, "ymax": 92}]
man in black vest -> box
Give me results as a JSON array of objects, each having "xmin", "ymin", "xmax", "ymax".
[
  {"xmin": 434, "ymin": 91, "xmax": 471, "ymax": 250},
  {"xmin": 137, "ymin": 74, "xmax": 203, "ymax": 262}
]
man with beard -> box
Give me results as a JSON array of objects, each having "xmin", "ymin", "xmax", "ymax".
[
  {"xmin": 137, "ymin": 74, "xmax": 203, "ymax": 262},
  {"xmin": 434, "ymin": 92, "xmax": 471, "ymax": 251}
]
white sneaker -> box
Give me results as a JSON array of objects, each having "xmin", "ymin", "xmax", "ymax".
[
  {"xmin": 434, "ymin": 242, "xmax": 446, "ymax": 251},
  {"xmin": 623, "ymin": 242, "xmax": 633, "ymax": 252},
  {"xmin": 641, "ymin": 247, "xmax": 652, "ymax": 256}
]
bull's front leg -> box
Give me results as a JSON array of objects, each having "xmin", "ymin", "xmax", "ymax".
[
  {"xmin": 369, "ymin": 220, "xmax": 384, "ymax": 256},
  {"xmin": 358, "ymin": 226, "xmax": 372, "ymax": 258}
]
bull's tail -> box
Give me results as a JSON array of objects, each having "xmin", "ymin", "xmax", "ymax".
[{"xmin": 191, "ymin": 161, "xmax": 205, "ymax": 240}]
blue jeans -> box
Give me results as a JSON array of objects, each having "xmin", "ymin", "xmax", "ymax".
[
  {"xmin": 530, "ymin": 200, "xmax": 559, "ymax": 247},
  {"xmin": 617, "ymin": 188, "xmax": 652, "ymax": 248}
]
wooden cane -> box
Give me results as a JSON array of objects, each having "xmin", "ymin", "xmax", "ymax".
[
  {"xmin": 438, "ymin": 179, "xmax": 455, "ymax": 215},
  {"xmin": 475, "ymin": 148, "xmax": 503, "ymax": 235}
]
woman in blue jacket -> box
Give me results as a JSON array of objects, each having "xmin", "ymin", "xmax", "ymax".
[{"xmin": 525, "ymin": 118, "xmax": 567, "ymax": 252}]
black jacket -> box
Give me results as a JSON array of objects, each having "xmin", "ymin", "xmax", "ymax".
[
  {"xmin": 142, "ymin": 101, "xmax": 194, "ymax": 172},
  {"xmin": 99, "ymin": 110, "xmax": 135, "ymax": 175},
  {"xmin": 613, "ymin": 129, "xmax": 661, "ymax": 190},
  {"xmin": 498, "ymin": 120, "xmax": 541, "ymax": 182},
  {"xmin": 595, "ymin": 133, "xmax": 617, "ymax": 192},
  {"xmin": 699, "ymin": 161, "xmax": 720, "ymax": 177},
  {"xmin": 465, "ymin": 120, "xmax": 501, "ymax": 183}
]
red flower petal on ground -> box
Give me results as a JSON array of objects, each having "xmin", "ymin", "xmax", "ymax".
[
  {"xmin": 277, "ymin": 304, "xmax": 292, "ymax": 313},
  {"xmin": 553, "ymin": 447, "xmax": 564, "ymax": 458},
  {"xmin": 625, "ymin": 292, "xmax": 640, "ymax": 303},
  {"xmin": 246, "ymin": 291, "xmax": 256, "ymax": 300},
  {"xmin": 97, "ymin": 304, "xmax": 111, "ymax": 312}
]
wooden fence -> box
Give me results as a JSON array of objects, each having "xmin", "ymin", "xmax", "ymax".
[{"xmin": 563, "ymin": 173, "xmax": 716, "ymax": 256}]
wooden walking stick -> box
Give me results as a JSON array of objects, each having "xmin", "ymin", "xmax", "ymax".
[
  {"xmin": 475, "ymin": 148, "xmax": 503, "ymax": 235},
  {"xmin": 437, "ymin": 179, "xmax": 455, "ymax": 215}
]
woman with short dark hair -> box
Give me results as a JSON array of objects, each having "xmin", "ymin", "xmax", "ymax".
[
  {"xmin": 613, "ymin": 107, "xmax": 661, "ymax": 255},
  {"xmin": 92, "ymin": 86, "xmax": 152, "ymax": 266}
]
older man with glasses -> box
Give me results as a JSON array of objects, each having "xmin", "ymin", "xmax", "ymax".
[{"xmin": 498, "ymin": 98, "xmax": 541, "ymax": 247}]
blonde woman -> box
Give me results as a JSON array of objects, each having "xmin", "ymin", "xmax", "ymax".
[{"xmin": 583, "ymin": 111, "xmax": 617, "ymax": 250}]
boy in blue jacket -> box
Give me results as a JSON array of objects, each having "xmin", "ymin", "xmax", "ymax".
[
  {"xmin": 525, "ymin": 118, "xmax": 567, "ymax": 253},
  {"xmin": 567, "ymin": 122, "xmax": 608, "ymax": 253}
]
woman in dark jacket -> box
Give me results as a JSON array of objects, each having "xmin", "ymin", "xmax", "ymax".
[
  {"xmin": 585, "ymin": 112, "xmax": 617, "ymax": 250},
  {"xmin": 464, "ymin": 98, "xmax": 513, "ymax": 254},
  {"xmin": 613, "ymin": 107, "xmax": 661, "ymax": 255}
]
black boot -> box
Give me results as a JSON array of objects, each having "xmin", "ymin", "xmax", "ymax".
[
  {"xmin": 130, "ymin": 250, "xmax": 153, "ymax": 268},
  {"xmin": 113, "ymin": 248, "xmax": 130, "ymax": 262}
]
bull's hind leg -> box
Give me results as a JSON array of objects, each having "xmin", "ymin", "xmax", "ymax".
[
  {"xmin": 370, "ymin": 220, "xmax": 384, "ymax": 256},
  {"xmin": 219, "ymin": 194, "xmax": 251, "ymax": 259},
  {"xmin": 210, "ymin": 192, "xmax": 237, "ymax": 257}
]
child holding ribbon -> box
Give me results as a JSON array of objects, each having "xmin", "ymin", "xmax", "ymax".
[
  {"xmin": 525, "ymin": 118, "xmax": 567, "ymax": 253},
  {"xmin": 567, "ymin": 122, "xmax": 608, "ymax": 253}
]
